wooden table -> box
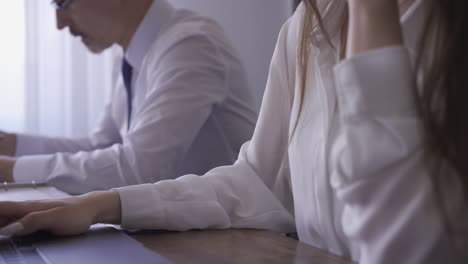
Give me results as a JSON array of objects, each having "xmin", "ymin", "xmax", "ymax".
[{"xmin": 134, "ymin": 229, "xmax": 351, "ymax": 264}]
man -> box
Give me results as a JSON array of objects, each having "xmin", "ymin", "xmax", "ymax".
[{"xmin": 0, "ymin": 0, "xmax": 257, "ymax": 194}]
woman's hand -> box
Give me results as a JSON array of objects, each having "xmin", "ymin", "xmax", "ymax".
[
  {"xmin": 0, "ymin": 158, "xmax": 15, "ymax": 183},
  {"xmin": 345, "ymin": 0, "xmax": 403, "ymax": 57},
  {"xmin": 0, "ymin": 190, "xmax": 121, "ymax": 237}
]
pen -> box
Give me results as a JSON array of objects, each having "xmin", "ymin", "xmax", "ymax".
[{"xmin": 2, "ymin": 181, "xmax": 49, "ymax": 191}]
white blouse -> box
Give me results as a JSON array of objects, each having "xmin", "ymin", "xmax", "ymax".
[{"xmin": 116, "ymin": 1, "xmax": 464, "ymax": 263}]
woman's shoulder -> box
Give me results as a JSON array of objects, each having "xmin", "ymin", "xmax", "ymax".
[
  {"xmin": 270, "ymin": 4, "xmax": 305, "ymax": 97},
  {"xmin": 277, "ymin": 3, "xmax": 304, "ymax": 55}
]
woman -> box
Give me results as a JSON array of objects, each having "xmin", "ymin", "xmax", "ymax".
[{"xmin": 1, "ymin": 0, "xmax": 466, "ymax": 262}]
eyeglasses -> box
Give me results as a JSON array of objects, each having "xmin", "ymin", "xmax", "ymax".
[{"xmin": 51, "ymin": 0, "xmax": 74, "ymax": 11}]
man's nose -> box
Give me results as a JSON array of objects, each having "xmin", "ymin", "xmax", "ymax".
[{"xmin": 56, "ymin": 11, "xmax": 68, "ymax": 30}]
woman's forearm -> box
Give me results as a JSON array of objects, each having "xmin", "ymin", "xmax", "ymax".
[
  {"xmin": 346, "ymin": 0, "xmax": 403, "ymax": 58},
  {"xmin": 87, "ymin": 190, "xmax": 122, "ymax": 225}
]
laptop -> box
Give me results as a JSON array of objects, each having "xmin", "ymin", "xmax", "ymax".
[{"xmin": 0, "ymin": 186, "xmax": 172, "ymax": 264}]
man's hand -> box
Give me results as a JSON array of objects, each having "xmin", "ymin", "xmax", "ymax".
[
  {"xmin": 0, "ymin": 191, "xmax": 122, "ymax": 237},
  {"xmin": 345, "ymin": 0, "xmax": 403, "ymax": 58},
  {"xmin": 0, "ymin": 158, "xmax": 15, "ymax": 183},
  {"xmin": 0, "ymin": 132, "xmax": 17, "ymax": 157}
]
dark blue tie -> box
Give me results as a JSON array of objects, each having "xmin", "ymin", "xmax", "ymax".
[{"xmin": 122, "ymin": 59, "xmax": 133, "ymax": 130}]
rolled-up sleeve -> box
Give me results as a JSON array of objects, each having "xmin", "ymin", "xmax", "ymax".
[{"xmin": 332, "ymin": 46, "xmax": 460, "ymax": 263}]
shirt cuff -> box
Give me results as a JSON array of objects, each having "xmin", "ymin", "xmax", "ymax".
[
  {"xmin": 13, "ymin": 155, "xmax": 52, "ymax": 183},
  {"xmin": 334, "ymin": 46, "xmax": 416, "ymax": 119},
  {"xmin": 114, "ymin": 184, "xmax": 166, "ymax": 230}
]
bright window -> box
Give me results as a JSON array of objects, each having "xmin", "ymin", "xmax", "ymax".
[{"xmin": 0, "ymin": 1, "xmax": 25, "ymax": 132}]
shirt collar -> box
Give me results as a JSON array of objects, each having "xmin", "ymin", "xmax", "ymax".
[{"xmin": 125, "ymin": 0, "xmax": 174, "ymax": 72}]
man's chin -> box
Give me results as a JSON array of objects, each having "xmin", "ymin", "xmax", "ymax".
[
  {"xmin": 82, "ymin": 39, "xmax": 105, "ymax": 54},
  {"xmin": 86, "ymin": 46, "xmax": 106, "ymax": 54}
]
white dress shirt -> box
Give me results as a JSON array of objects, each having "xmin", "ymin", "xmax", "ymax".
[
  {"xmin": 13, "ymin": 0, "xmax": 257, "ymax": 194},
  {"xmin": 114, "ymin": 1, "xmax": 467, "ymax": 263}
]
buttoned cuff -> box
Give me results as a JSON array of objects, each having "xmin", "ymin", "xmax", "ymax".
[
  {"xmin": 13, "ymin": 155, "xmax": 52, "ymax": 183},
  {"xmin": 114, "ymin": 184, "xmax": 166, "ymax": 230}
]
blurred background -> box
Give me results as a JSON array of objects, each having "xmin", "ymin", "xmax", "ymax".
[{"xmin": 0, "ymin": 0, "xmax": 296, "ymax": 137}]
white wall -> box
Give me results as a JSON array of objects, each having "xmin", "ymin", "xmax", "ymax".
[
  {"xmin": 170, "ymin": 0, "xmax": 294, "ymax": 110},
  {"xmin": 0, "ymin": 2, "xmax": 25, "ymax": 132}
]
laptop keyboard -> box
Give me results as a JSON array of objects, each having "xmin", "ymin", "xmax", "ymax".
[{"xmin": 0, "ymin": 238, "xmax": 47, "ymax": 264}]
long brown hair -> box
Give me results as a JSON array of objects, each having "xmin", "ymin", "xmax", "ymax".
[
  {"xmin": 298, "ymin": 0, "xmax": 468, "ymax": 231},
  {"xmin": 291, "ymin": 0, "xmax": 329, "ymax": 138},
  {"xmin": 417, "ymin": 0, "xmax": 468, "ymax": 232}
]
